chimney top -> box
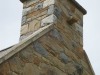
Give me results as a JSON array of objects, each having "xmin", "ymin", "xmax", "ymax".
[
  {"xmin": 20, "ymin": 0, "xmax": 87, "ymax": 15},
  {"xmin": 70, "ymin": 0, "xmax": 87, "ymax": 15},
  {"xmin": 20, "ymin": 0, "xmax": 26, "ymax": 3}
]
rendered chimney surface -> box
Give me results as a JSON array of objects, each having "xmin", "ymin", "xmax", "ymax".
[{"xmin": 0, "ymin": 0, "xmax": 95, "ymax": 75}]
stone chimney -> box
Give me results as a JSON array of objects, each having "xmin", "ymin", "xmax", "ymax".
[
  {"xmin": 0, "ymin": 0, "xmax": 95, "ymax": 75},
  {"xmin": 20, "ymin": 0, "xmax": 86, "ymax": 42}
]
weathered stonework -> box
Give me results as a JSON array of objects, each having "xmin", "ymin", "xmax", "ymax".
[
  {"xmin": 0, "ymin": 0, "xmax": 95, "ymax": 75},
  {"xmin": 20, "ymin": 0, "xmax": 86, "ymax": 40}
]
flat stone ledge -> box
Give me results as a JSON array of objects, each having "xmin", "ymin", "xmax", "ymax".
[{"xmin": 0, "ymin": 24, "xmax": 54, "ymax": 64}]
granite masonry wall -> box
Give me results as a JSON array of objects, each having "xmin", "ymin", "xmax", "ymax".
[{"xmin": 0, "ymin": 0, "xmax": 94, "ymax": 75}]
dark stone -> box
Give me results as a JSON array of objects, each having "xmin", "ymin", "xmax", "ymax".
[
  {"xmin": 33, "ymin": 41, "xmax": 48, "ymax": 57},
  {"xmin": 59, "ymin": 53, "xmax": 68, "ymax": 64},
  {"xmin": 47, "ymin": 70, "xmax": 56, "ymax": 75},
  {"xmin": 67, "ymin": 16, "xmax": 78, "ymax": 25},
  {"xmin": 34, "ymin": 2, "xmax": 43, "ymax": 11},
  {"xmin": 72, "ymin": 41, "xmax": 77, "ymax": 48},
  {"xmin": 50, "ymin": 29, "xmax": 62, "ymax": 40},
  {"xmin": 19, "ymin": 47, "xmax": 34, "ymax": 63},
  {"xmin": 54, "ymin": 7, "xmax": 62, "ymax": 18},
  {"xmin": 75, "ymin": 64, "xmax": 83, "ymax": 75}
]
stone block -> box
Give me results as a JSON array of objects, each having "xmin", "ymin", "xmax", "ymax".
[
  {"xmin": 50, "ymin": 29, "xmax": 62, "ymax": 40},
  {"xmin": 54, "ymin": 6, "xmax": 62, "ymax": 18},
  {"xmin": 22, "ymin": 7, "xmax": 31, "ymax": 16},
  {"xmin": 39, "ymin": 63, "xmax": 66, "ymax": 75},
  {"xmin": 67, "ymin": 15, "xmax": 79, "ymax": 25},
  {"xmin": 75, "ymin": 63, "xmax": 83, "ymax": 75},
  {"xmin": 36, "ymin": 14, "xmax": 47, "ymax": 20},
  {"xmin": 29, "ymin": 8, "xmax": 48, "ymax": 20},
  {"xmin": 21, "ymin": 16, "xmax": 27, "ymax": 25},
  {"xmin": 59, "ymin": 53, "xmax": 69, "ymax": 64},
  {"xmin": 80, "ymin": 37, "xmax": 83, "ymax": 45},
  {"xmin": 33, "ymin": 56, "xmax": 42, "ymax": 66},
  {"xmin": 75, "ymin": 8, "xmax": 83, "ymax": 19},
  {"xmin": 19, "ymin": 45, "xmax": 34, "ymax": 63},
  {"xmin": 54, "ymin": 67, "xmax": 66, "ymax": 75},
  {"xmin": 21, "ymin": 24, "xmax": 29, "ymax": 35},
  {"xmin": 28, "ymin": 19, "xmax": 40, "ymax": 32},
  {"xmin": 22, "ymin": 63, "xmax": 40, "ymax": 75},
  {"xmin": 43, "ymin": 0, "xmax": 55, "ymax": 8},
  {"xmin": 33, "ymin": 41, "xmax": 48, "ymax": 57},
  {"xmin": 48, "ymin": 56, "xmax": 66, "ymax": 72},
  {"xmin": 0, "ymin": 62, "xmax": 11, "ymax": 75},
  {"xmin": 65, "ymin": 63, "xmax": 76, "ymax": 74},
  {"xmin": 48, "ymin": 5, "xmax": 55, "ymax": 15},
  {"xmin": 27, "ymin": 17, "xmax": 32, "ymax": 22},
  {"xmin": 8, "ymin": 57, "xmax": 24, "ymax": 74},
  {"xmin": 41, "ymin": 14, "xmax": 57, "ymax": 26},
  {"xmin": 75, "ymin": 23, "xmax": 83, "ymax": 34},
  {"xmin": 11, "ymin": 72, "xmax": 18, "ymax": 75},
  {"xmin": 25, "ymin": 0, "xmax": 39, "ymax": 8}
]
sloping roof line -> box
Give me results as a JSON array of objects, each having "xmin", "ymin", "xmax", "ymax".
[
  {"xmin": 83, "ymin": 50, "xmax": 95, "ymax": 75},
  {"xmin": 70, "ymin": 0, "xmax": 87, "ymax": 15},
  {"xmin": 0, "ymin": 24, "xmax": 53, "ymax": 64},
  {"xmin": 20, "ymin": 0, "xmax": 87, "ymax": 15}
]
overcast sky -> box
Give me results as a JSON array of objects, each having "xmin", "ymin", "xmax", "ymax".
[{"xmin": 0, "ymin": 0, "xmax": 100, "ymax": 75}]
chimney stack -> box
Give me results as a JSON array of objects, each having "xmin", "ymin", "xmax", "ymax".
[{"xmin": 20, "ymin": 0, "xmax": 86, "ymax": 43}]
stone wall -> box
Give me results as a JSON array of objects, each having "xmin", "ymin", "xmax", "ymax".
[
  {"xmin": 20, "ymin": 0, "xmax": 84, "ymax": 40},
  {"xmin": 20, "ymin": 0, "xmax": 56, "ymax": 40},
  {"xmin": 0, "ymin": 23, "xmax": 93, "ymax": 75},
  {"xmin": 0, "ymin": 0, "xmax": 94, "ymax": 75}
]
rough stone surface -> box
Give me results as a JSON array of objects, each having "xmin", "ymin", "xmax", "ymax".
[
  {"xmin": 43, "ymin": 0, "xmax": 55, "ymax": 8},
  {"xmin": 41, "ymin": 14, "xmax": 57, "ymax": 26},
  {"xmin": 21, "ymin": 24, "xmax": 29, "ymax": 35},
  {"xmin": 0, "ymin": 0, "xmax": 94, "ymax": 75},
  {"xmin": 28, "ymin": 19, "xmax": 41, "ymax": 32}
]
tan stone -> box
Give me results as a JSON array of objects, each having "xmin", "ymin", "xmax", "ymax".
[
  {"xmin": 21, "ymin": 24, "xmax": 29, "ymax": 35},
  {"xmin": 65, "ymin": 63, "xmax": 76, "ymax": 74},
  {"xmin": 43, "ymin": 0, "xmax": 55, "ymax": 8},
  {"xmin": 22, "ymin": 63, "xmax": 40, "ymax": 75},
  {"xmin": 47, "ymin": 55, "xmax": 66, "ymax": 72},
  {"xmin": 27, "ymin": 7, "xmax": 48, "ymax": 19},
  {"xmin": 67, "ymin": 15, "xmax": 79, "ymax": 25},
  {"xmin": 28, "ymin": 20, "xmax": 41, "ymax": 32},
  {"xmin": 0, "ymin": 62, "xmax": 11, "ymax": 75}
]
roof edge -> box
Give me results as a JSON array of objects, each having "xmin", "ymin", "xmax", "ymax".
[
  {"xmin": 0, "ymin": 24, "xmax": 53, "ymax": 64},
  {"xmin": 70, "ymin": 0, "xmax": 87, "ymax": 15},
  {"xmin": 20, "ymin": 0, "xmax": 26, "ymax": 3},
  {"xmin": 83, "ymin": 50, "xmax": 95, "ymax": 75}
]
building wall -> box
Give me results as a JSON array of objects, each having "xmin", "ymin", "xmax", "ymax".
[
  {"xmin": 0, "ymin": 24, "xmax": 93, "ymax": 75},
  {"xmin": 0, "ymin": 0, "xmax": 94, "ymax": 75}
]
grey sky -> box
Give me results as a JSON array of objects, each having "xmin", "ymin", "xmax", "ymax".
[{"xmin": 0, "ymin": 0, "xmax": 99, "ymax": 75}]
